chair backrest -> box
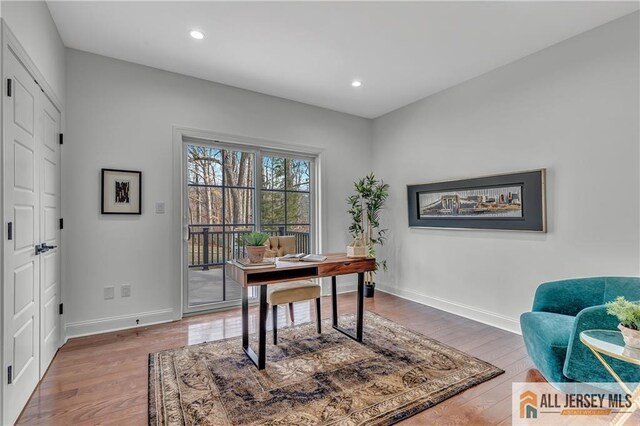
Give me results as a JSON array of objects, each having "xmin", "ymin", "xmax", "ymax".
[
  {"xmin": 603, "ymin": 276, "xmax": 640, "ymax": 302},
  {"xmin": 264, "ymin": 236, "xmax": 296, "ymax": 257},
  {"xmin": 533, "ymin": 277, "xmax": 640, "ymax": 316}
]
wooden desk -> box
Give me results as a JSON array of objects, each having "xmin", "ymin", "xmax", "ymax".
[{"xmin": 226, "ymin": 253, "xmax": 376, "ymax": 370}]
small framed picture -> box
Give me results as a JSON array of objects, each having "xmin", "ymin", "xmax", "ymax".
[{"xmin": 101, "ymin": 169, "xmax": 142, "ymax": 214}]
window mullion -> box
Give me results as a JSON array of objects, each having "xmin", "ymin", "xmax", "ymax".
[{"xmin": 255, "ymin": 151, "xmax": 262, "ymax": 233}]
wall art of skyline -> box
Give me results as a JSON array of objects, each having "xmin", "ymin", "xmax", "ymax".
[
  {"xmin": 419, "ymin": 186, "xmax": 522, "ymax": 219},
  {"xmin": 407, "ymin": 170, "xmax": 546, "ymax": 231}
]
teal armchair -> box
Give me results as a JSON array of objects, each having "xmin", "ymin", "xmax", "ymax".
[{"xmin": 520, "ymin": 277, "xmax": 640, "ymax": 384}]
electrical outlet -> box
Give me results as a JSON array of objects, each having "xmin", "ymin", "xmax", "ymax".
[
  {"xmin": 155, "ymin": 202, "xmax": 165, "ymax": 214},
  {"xmin": 104, "ymin": 286, "xmax": 115, "ymax": 300},
  {"xmin": 121, "ymin": 284, "xmax": 131, "ymax": 297}
]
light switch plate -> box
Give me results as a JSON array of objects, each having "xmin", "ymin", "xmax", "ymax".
[
  {"xmin": 155, "ymin": 202, "xmax": 165, "ymax": 214},
  {"xmin": 104, "ymin": 286, "xmax": 115, "ymax": 300},
  {"xmin": 121, "ymin": 284, "xmax": 131, "ymax": 297}
]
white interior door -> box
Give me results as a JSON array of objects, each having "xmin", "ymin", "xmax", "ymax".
[
  {"xmin": 39, "ymin": 93, "xmax": 61, "ymax": 375},
  {"xmin": 3, "ymin": 50, "xmax": 41, "ymax": 425}
]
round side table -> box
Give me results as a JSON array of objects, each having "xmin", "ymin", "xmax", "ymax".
[{"xmin": 580, "ymin": 329, "xmax": 640, "ymax": 426}]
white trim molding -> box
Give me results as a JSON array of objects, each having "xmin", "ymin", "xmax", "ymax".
[
  {"xmin": 375, "ymin": 283, "xmax": 522, "ymax": 335},
  {"xmin": 65, "ymin": 308, "xmax": 176, "ymax": 339}
]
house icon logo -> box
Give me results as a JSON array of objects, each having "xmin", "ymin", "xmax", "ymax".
[{"xmin": 520, "ymin": 390, "xmax": 538, "ymax": 419}]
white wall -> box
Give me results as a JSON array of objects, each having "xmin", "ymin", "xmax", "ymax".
[
  {"xmin": 64, "ymin": 49, "xmax": 372, "ymax": 336},
  {"xmin": 1, "ymin": 1, "xmax": 65, "ymax": 105},
  {"xmin": 372, "ymin": 12, "xmax": 640, "ymax": 333}
]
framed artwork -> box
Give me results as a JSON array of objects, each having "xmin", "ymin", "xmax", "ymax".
[
  {"xmin": 407, "ymin": 169, "xmax": 546, "ymax": 231},
  {"xmin": 101, "ymin": 169, "xmax": 142, "ymax": 214}
]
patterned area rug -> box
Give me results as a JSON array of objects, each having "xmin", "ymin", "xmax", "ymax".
[{"xmin": 149, "ymin": 312, "xmax": 503, "ymax": 425}]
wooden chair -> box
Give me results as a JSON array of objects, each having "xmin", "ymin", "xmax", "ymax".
[{"xmin": 264, "ymin": 236, "xmax": 321, "ymax": 344}]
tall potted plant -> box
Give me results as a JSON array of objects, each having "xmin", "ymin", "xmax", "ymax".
[{"xmin": 347, "ymin": 173, "xmax": 390, "ymax": 297}]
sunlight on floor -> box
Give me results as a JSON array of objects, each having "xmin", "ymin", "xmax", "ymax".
[{"xmin": 187, "ymin": 301, "xmax": 315, "ymax": 345}]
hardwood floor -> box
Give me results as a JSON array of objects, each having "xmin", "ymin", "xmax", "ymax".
[{"xmin": 18, "ymin": 291, "xmax": 536, "ymax": 425}]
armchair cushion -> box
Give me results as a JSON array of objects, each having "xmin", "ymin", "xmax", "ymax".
[{"xmin": 520, "ymin": 311, "xmax": 575, "ymax": 383}]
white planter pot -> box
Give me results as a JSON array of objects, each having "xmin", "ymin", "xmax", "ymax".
[{"xmin": 618, "ymin": 324, "xmax": 640, "ymax": 349}]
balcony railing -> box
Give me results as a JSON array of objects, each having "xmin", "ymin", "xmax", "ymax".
[{"xmin": 188, "ymin": 225, "xmax": 310, "ymax": 270}]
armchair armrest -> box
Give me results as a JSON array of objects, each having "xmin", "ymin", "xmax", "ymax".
[
  {"xmin": 532, "ymin": 279, "xmax": 604, "ymax": 316},
  {"xmin": 563, "ymin": 305, "xmax": 621, "ymax": 383}
]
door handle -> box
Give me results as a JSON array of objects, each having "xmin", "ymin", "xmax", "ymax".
[{"xmin": 35, "ymin": 243, "xmax": 57, "ymax": 255}]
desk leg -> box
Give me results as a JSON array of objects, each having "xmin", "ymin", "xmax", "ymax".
[
  {"xmin": 331, "ymin": 276, "xmax": 338, "ymax": 327},
  {"xmin": 332, "ymin": 272, "xmax": 365, "ymax": 343},
  {"xmin": 241, "ymin": 286, "xmax": 249, "ymax": 349},
  {"xmin": 356, "ymin": 272, "xmax": 364, "ymax": 342},
  {"xmin": 257, "ymin": 285, "xmax": 267, "ymax": 370},
  {"xmin": 241, "ymin": 285, "xmax": 268, "ymax": 370}
]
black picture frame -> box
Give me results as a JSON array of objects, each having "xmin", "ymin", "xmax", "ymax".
[
  {"xmin": 407, "ymin": 169, "xmax": 546, "ymax": 231},
  {"xmin": 101, "ymin": 168, "xmax": 142, "ymax": 215}
]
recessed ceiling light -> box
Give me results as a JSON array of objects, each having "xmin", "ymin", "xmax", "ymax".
[
  {"xmin": 351, "ymin": 80, "xmax": 362, "ymax": 88},
  {"xmin": 190, "ymin": 30, "xmax": 205, "ymax": 40}
]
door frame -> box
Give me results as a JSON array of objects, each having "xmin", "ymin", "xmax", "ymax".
[
  {"xmin": 1, "ymin": 21, "xmax": 64, "ymax": 425},
  {"xmin": 172, "ymin": 127, "xmax": 323, "ymax": 318}
]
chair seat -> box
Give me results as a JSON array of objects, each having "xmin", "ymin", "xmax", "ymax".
[{"xmin": 267, "ymin": 281, "xmax": 320, "ymax": 305}]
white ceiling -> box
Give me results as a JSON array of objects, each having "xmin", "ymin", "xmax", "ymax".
[{"xmin": 47, "ymin": 1, "xmax": 639, "ymax": 118}]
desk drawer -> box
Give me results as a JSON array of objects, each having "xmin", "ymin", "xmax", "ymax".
[{"xmin": 318, "ymin": 259, "xmax": 375, "ymax": 276}]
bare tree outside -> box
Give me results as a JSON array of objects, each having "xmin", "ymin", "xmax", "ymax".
[
  {"xmin": 261, "ymin": 156, "xmax": 310, "ymax": 234},
  {"xmin": 187, "ymin": 146, "xmax": 254, "ymax": 227}
]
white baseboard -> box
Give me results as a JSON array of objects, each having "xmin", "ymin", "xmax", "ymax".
[
  {"xmin": 65, "ymin": 308, "xmax": 177, "ymax": 339},
  {"xmin": 376, "ymin": 283, "xmax": 521, "ymax": 335}
]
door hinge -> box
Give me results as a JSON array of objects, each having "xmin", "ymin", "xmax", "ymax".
[
  {"xmin": 7, "ymin": 78, "xmax": 12, "ymax": 97},
  {"xmin": 59, "ymin": 218, "xmax": 64, "ymax": 230},
  {"xmin": 7, "ymin": 366, "xmax": 12, "ymax": 384},
  {"xmin": 59, "ymin": 133, "xmax": 63, "ymax": 145},
  {"xmin": 59, "ymin": 303, "xmax": 64, "ymax": 315},
  {"xmin": 7, "ymin": 222, "xmax": 13, "ymax": 240}
]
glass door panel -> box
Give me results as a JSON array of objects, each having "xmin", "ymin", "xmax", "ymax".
[
  {"xmin": 186, "ymin": 144, "xmax": 256, "ymax": 311},
  {"xmin": 260, "ymin": 155, "xmax": 312, "ymax": 254}
]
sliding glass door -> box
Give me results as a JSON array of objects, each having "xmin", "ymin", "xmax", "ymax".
[
  {"xmin": 186, "ymin": 143, "xmax": 256, "ymax": 311},
  {"xmin": 184, "ymin": 140, "xmax": 315, "ymax": 313}
]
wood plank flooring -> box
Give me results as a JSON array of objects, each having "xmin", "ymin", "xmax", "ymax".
[{"xmin": 17, "ymin": 291, "xmax": 537, "ymax": 425}]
